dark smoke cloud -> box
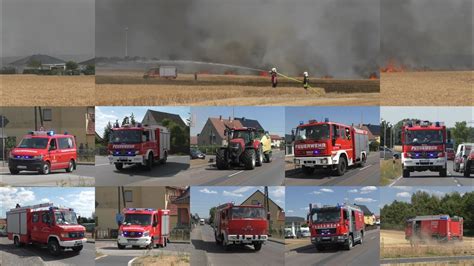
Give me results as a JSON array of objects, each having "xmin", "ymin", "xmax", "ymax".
[
  {"xmin": 381, "ymin": 0, "xmax": 473, "ymax": 70},
  {"xmin": 96, "ymin": 0, "xmax": 380, "ymax": 78}
]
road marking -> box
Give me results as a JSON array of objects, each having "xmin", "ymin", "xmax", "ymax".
[
  {"xmin": 95, "ymin": 254, "xmax": 108, "ymax": 260},
  {"xmin": 228, "ymin": 170, "xmax": 244, "ymax": 177},
  {"xmin": 389, "ymin": 176, "xmax": 403, "ymax": 187},
  {"xmin": 359, "ymin": 165, "xmax": 371, "ymax": 171},
  {"xmin": 128, "ymin": 257, "xmax": 138, "ymax": 266},
  {"xmin": 94, "ymin": 163, "xmax": 110, "ymax": 167},
  {"xmin": 453, "ymin": 178, "xmax": 462, "ymax": 187}
]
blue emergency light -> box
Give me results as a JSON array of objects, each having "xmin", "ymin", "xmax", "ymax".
[
  {"xmin": 324, "ymin": 118, "xmax": 329, "ymax": 122},
  {"xmin": 299, "ymin": 121, "xmax": 304, "ymax": 125}
]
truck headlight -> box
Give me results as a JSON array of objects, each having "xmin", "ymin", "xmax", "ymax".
[
  {"xmin": 294, "ymin": 159, "xmax": 300, "ymax": 164},
  {"xmin": 33, "ymin": 155, "xmax": 43, "ymax": 160},
  {"xmin": 60, "ymin": 233, "xmax": 69, "ymax": 238},
  {"xmin": 135, "ymin": 150, "xmax": 141, "ymax": 155},
  {"xmin": 143, "ymin": 231, "xmax": 149, "ymax": 237},
  {"xmin": 118, "ymin": 230, "xmax": 123, "ymax": 236}
]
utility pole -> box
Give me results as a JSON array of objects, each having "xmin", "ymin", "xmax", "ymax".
[{"xmin": 124, "ymin": 27, "xmax": 129, "ymax": 58}]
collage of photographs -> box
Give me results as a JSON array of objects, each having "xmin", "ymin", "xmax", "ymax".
[{"xmin": 0, "ymin": 0, "xmax": 472, "ymax": 266}]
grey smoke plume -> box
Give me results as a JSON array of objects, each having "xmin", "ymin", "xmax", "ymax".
[
  {"xmin": 96, "ymin": 0, "xmax": 380, "ymax": 78},
  {"xmin": 381, "ymin": 0, "xmax": 473, "ymax": 70}
]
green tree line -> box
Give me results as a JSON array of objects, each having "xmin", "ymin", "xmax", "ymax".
[{"xmin": 381, "ymin": 191, "xmax": 474, "ymax": 235}]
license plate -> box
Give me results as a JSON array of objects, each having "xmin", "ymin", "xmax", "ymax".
[
  {"xmin": 17, "ymin": 166, "xmax": 27, "ymax": 169},
  {"xmin": 420, "ymin": 160, "xmax": 429, "ymax": 164},
  {"xmin": 322, "ymin": 237, "xmax": 331, "ymax": 240}
]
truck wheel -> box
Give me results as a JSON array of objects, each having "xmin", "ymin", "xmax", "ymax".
[
  {"xmin": 315, "ymin": 245, "xmax": 325, "ymax": 251},
  {"xmin": 345, "ymin": 235, "xmax": 353, "ymax": 250},
  {"xmin": 9, "ymin": 168, "xmax": 19, "ymax": 175},
  {"xmin": 302, "ymin": 166, "xmax": 315, "ymax": 175},
  {"xmin": 464, "ymin": 164, "xmax": 470, "ymax": 177},
  {"xmin": 335, "ymin": 157, "xmax": 347, "ymax": 176},
  {"xmin": 14, "ymin": 236, "xmax": 22, "ymax": 247},
  {"xmin": 65, "ymin": 160, "xmax": 74, "ymax": 173},
  {"xmin": 117, "ymin": 243, "xmax": 126, "ymax": 249},
  {"xmin": 115, "ymin": 163, "xmax": 124, "ymax": 171},
  {"xmin": 439, "ymin": 167, "xmax": 447, "ymax": 177},
  {"xmin": 40, "ymin": 162, "xmax": 51, "ymax": 175},
  {"xmin": 72, "ymin": 246, "xmax": 83, "ymax": 252},
  {"xmin": 256, "ymin": 146, "xmax": 263, "ymax": 167},
  {"xmin": 242, "ymin": 149, "xmax": 256, "ymax": 170},
  {"xmin": 402, "ymin": 168, "xmax": 410, "ymax": 178},
  {"xmin": 148, "ymin": 238, "xmax": 154, "ymax": 250},
  {"xmin": 253, "ymin": 242, "xmax": 262, "ymax": 251},
  {"xmin": 216, "ymin": 149, "xmax": 229, "ymax": 170},
  {"xmin": 360, "ymin": 154, "xmax": 367, "ymax": 167},
  {"xmin": 160, "ymin": 152, "xmax": 168, "ymax": 164},
  {"xmin": 146, "ymin": 153, "xmax": 154, "ymax": 171},
  {"xmin": 48, "ymin": 239, "xmax": 61, "ymax": 256}
]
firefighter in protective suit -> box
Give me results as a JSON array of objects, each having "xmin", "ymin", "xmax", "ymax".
[
  {"xmin": 269, "ymin": 67, "xmax": 278, "ymax": 88},
  {"xmin": 260, "ymin": 131, "xmax": 273, "ymax": 163},
  {"xmin": 303, "ymin": 71, "xmax": 309, "ymax": 91}
]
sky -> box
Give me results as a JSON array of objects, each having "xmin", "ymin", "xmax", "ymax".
[
  {"xmin": 190, "ymin": 107, "xmax": 285, "ymax": 137},
  {"xmin": 0, "ymin": 187, "xmax": 95, "ymax": 218},
  {"xmin": 379, "ymin": 186, "xmax": 473, "ymax": 208},
  {"xmin": 285, "ymin": 106, "xmax": 380, "ymax": 134},
  {"xmin": 285, "ymin": 186, "xmax": 380, "ymax": 218},
  {"xmin": 2, "ymin": 0, "xmax": 95, "ymax": 61},
  {"xmin": 190, "ymin": 186, "xmax": 285, "ymax": 219},
  {"xmin": 95, "ymin": 106, "xmax": 190, "ymax": 137},
  {"xmin": 381, "ymin": 107, "xmax": 474, "ymax": 127}
]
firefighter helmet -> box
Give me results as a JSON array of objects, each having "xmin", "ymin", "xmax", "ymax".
[
  {"xmin": 271, "ymin": 67, "xmax": 277, "ymax": 72},
  {"xmin": 304, "ymin": 71, "xmax": 308, "ymax": 77}
]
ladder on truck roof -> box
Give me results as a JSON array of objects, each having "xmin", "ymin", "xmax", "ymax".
[{"xmin": 8, "ymin": 202, "xmax": 54, "ymax": 213}]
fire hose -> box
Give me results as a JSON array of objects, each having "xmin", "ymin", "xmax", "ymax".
[{"xmin": 275, "ymin": 71, "xmax": 312, "ymax": 88}]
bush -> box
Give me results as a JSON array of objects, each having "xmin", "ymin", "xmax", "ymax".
[{"xmin": 0, "ymin": 67, "xmax": 16, "ymax": 74}]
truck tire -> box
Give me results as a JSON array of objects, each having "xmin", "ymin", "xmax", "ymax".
[
  {"xmin": 148, "ymin": 238, "xmax": 154, "ymax": 249},
  {"xmin": 360, "ymin": 153, "xmax": 367, "ymax": 167},
  {"xmin": 464, "ymin": 163, "xmax": 471, "ymax": 177},
  {"xmin": 9, "ymin": 168, "xmax": 19, "ymax": 175},
  {"xmin": 117, "ymin": 243, "xmax": 126, "ymax": 249},
  {"xmin": 253, "ymin": 242, "xmax": 262, "ymax": 251},
  {"xmin": 146, "ymin": 153, "xmax": 154, "ymax": 171},
  {"xmin": 65, "ymin": 160, "xmax": 74, "ymax": 173},
  {"xmin": 72, "ymin": 246, "xmax": 83, "ymax": 252},
  {"xmin": 40, "ymin": 162, "xmax": 51, "ymax": 175},
  {"xmin": 439, "ymin": 167, "xmax": 447, "ymax": 177},
  {"xmin": 14, "ymin": 236, "xmax": 22, "ymax": 247},
  {"xmin": 344, "ymin": 235, "xmax": 353, "ymax": 250},
  {"xmin": 403, "ymin": 168, "xmax": 410, "ymax": 178},
  {"xmin": 48, "ymin": 239, "xmax": 61, "ymax": 256},
  {"xmin": 302, "ymin": 166, "xmax": 315, "ymax": 175},
  {"xmin": 216, "ymin": 149, "xmax": 229, "ymax": 170},
  {"xmin": 242, "ymin": 149, "xmax": 256, "ymax": 170},
  {"xmin": 115, "ymin": 163, "xmax": 124, "ymax": 171},
  {"xmin": 335, "ymin": 157, "xmax": 347, "ymax": 176},
  {"xmin": 160, "ymin": 152, "xmax": 168, "ymax": 164},
  {"xmin": 315, "ymin": 245, "xmax": 325, "ymax": 251},
  {"xmin": 256, "ymin": 146, "xmax": 263, "ymax": 167}
]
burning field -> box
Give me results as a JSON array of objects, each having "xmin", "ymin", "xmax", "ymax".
[
  {"xmin": 95, "ymin": 72, "xmax": 379, "ymax": 106},
  {"xmin": 2, "ymin": 75, "xmax": 95, "ymax": 106},
  {"xmin": 380, "ymin": 70, "xmax": 473, "ymax": 106},
  {"xmin": 380, "ymin": 230, "xmax": 474, "ymax": 259}
]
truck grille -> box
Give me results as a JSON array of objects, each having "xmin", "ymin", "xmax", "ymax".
[
  {"xmin": 408, "ymin": 152, "xmax": 439, "ymax": 159},
  {"xmin": 113, "ymin": 150, "xmax": 136, "ymax": 156},
  {"xmin": 68, "ymin": 232, "xmax": 85, "ymax": 238},
  {"xmin": 124, "ymin": 231, "xmax": 143, "ymax": 237},
  {"xmin": 316, "ymin": 228, "xmax": 336, "ymax": 235}
]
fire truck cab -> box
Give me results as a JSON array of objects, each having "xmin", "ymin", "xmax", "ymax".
[
  {"xmin": 293, "ymin": 119, "xmax": 369, "ymax": 176},
  {"xmin": 214, "ymin": 203, "xmax": 269, "ymax": 251},
  {"xmin": 9, "ymin": 130, "xmax": 77, "ymax": 175},
  {"xmin": 117, "ymin": 208, "xmax": 170, "ymax": 249},
  {"xmin": 108, "ymin": 123, "xmax": 170, "ymax": 171},
  {"xmin": 308, "ymin": 203, "xmax": 365, "ymax": 251},
  {"xmin": 405, "ymin": 215, "xmax": 463, "ymax": 245},
  {"xmin": 401, "ymin": 120, "xmax": 448, "ymax": 177},
  {"xmin": 7, "ymin": 203, "xmax": 87, "ymax": 256}
]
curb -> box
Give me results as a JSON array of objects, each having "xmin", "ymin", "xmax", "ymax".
[{"xmin": 268, "ymin": 238, "xmax": 285, "ymax": 245}]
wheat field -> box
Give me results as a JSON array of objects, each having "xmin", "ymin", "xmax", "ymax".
[
  {"xmin": 381, "ymin": 71, "xmax": 473, "ymax": 106},
  {"xmin": 2, "ymin": 75, "xmax": 95, "ymax": 106}
]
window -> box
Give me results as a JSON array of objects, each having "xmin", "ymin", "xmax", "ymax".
[
  {"xmin": 143, "ymin": 131, "xmax": 150, "ymax": 141},
  {"xmin": 58, "ymin": 137, "xmax": 74, "ymax": 149},
  {"xmin": 43, "ymin": 109, "xmax": 52, "ymax": 121},
  {"xmin": 32, "ymin": 213, "xmax": 39, "ymax": 223},
  {"xmin": 49, "ymin": 139, "xmax": 57, "ymax": 150},
  {"xmin": 124, "ymin": 190, "xmax": 133, "ymax": 202},
  {"xmin": 42, "ymin": 212, "xmax": 50, "ymax": 224}
]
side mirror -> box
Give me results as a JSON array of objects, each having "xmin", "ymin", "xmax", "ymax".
[
  {"xmin": 153, "ymin": 222, "xmax": 158, "ymax": 227},
  {"xmin": 117, "ymin": 221, "xmax": 122, "ymax": 226}
]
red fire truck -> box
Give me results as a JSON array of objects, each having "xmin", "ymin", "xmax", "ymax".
[
  {"xmin": 214, "ymin": 203, "xmax": 268, "ymax": 251},
  {"xmin": 8, "ymin": 130, "xmax": 77, "ymax": 175},
  {"xmin": 405, "ymin": 215, "xmax": 463, "ymax": 245},
  {"xmin": 108, "ymin": 123, "xmax": 170, "ymax": 171},
  {"xmin": 117, "ymin": 208, "xmax": 170, "ymax": 249},
  {"xmin": 401, "ymin": 120, "xmax": 448, "ymax": 177},
  {"xmin": 308, "ymin": 203, "xmax": 365, "ymax": 251},
  {"xmin": 6, "ymin": 203, "xmax": 87, "ymax": 256},
  {"xmin": 292, "ymin": 119, "xmax": 369, "ymax": 175}
]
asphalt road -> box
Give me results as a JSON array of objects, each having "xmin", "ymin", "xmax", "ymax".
[
  {"xmin": 187, "ymin": 150, "xmax": 285, "ymax": 186},
  {"xmin": 285, "ymin": 152, "xmax": 380, "ymax": 186},
  {"xmin": 285, "ymin": 229, "xmax": 380, "ymax": 266},
  {"xmin": 0, "ymin": 163, "xmax": 95, "ymax": 186},
  {"xmin": 191, "ymin": 224, "xmax": 285, "ymax": 266},
  {"xmin": 95, "ymin": 255, "xmax": 135, "ymax": 266},
  {"xmin": 0, "ymin": 236, "xmax": 95, "ymax": 266},
  {"xmin": 94, "ymin": 155, "xmax": 190, "ymax": 186},
  {"xmin": 390, "ymin": 160, "xmax": 473, "ymax": 187}
]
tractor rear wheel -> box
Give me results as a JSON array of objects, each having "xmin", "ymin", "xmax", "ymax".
[
  {"xmin": 216, "ymin": 149, "xmax": 229, "ymax": 170},
  {"xmin": 242, "ymin": 149, "xmax": 256, "ymax": 170}
]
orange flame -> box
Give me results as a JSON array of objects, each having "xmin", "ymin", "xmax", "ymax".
[
  {"xmin": 380, "ymin": 59, "xmax": 405, "ymax": 73},
  {"xmin": 369, "ymin": 72, "xmax": 378, "ymax": 80}
]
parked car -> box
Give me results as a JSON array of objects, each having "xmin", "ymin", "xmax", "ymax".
[
  {"xmin": 380, "ymin": 147, "xmax": 400, "ymax": 160},
  {"xmin": 284, "ymin": 228, "xmax": 295, "ymax": 239},
  {"xmin": 446, "ymin": 148, "xmax": 455, "ymax": 160},
  {"xmin": 190, "ymin": 149, "xmax": 206, "ymax": 160},
  {"xmin": 0, "ymin": 227, "xmax": 7, "ymax": 237},
  {"xmin": 199, "ymin": 218, "xmax": 205, "ymax": 225},
  {"xmin": 296, "ymin": 227, "xmax": 310, "ymax": 238}
]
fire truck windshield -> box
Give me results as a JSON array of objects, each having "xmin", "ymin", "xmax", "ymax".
[
  {"xmin": 312, "ymin": 208, "xmax": 341, "ymax": 223},
  {"xmin": 110, "ymin": 130, "xmax": 142, "ymax": 144},
  {"xmin": 231, "ymin": 207, "xmax": 266, "ymax": 219},
  {"xmin": 54, "ymin": 211, "xmax": 78, "ymax": 225},
  {"xmin": 124, "ymin": 214, "xmax": 152, "ymax": 226},
  {"xmin": 18, "ymin": 138, "xmax": 49, "ymax": 149},
  {"xmin": 296, "ymin": 125, "xmax": 329, "ymax": 141},
  {"xmin": 404, "ymin": 130, "xmax": 443, "ymax": 145}
]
